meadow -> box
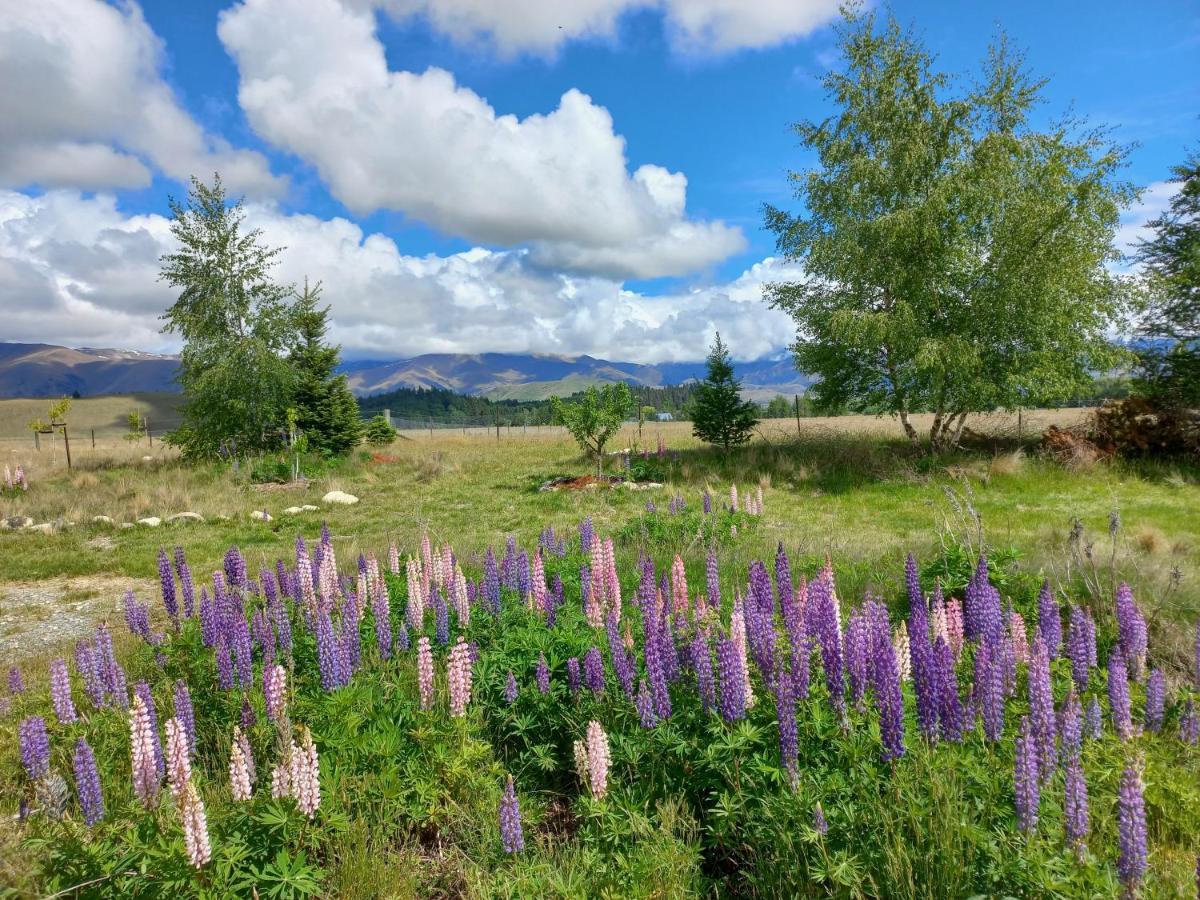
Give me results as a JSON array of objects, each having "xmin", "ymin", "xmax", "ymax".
[{"xmin": 1, "ymin": 411, "xmax": 1200, "ymax": 897}]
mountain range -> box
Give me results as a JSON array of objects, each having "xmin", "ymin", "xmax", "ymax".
[{"xmin": 0, "ymin": 343, "xmax": 811, "ymax": 402}]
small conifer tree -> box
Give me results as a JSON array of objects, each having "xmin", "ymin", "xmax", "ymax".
[{"xmin": 690, "ymin": 333, "xmax": 759, "ymax": 451}]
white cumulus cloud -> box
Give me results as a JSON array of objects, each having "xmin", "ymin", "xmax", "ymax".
[
  {"xmin": 217, "ymin": 0, "xmax": 745, "ymax": 279},
  {"xmin": 0, "ymin": 0, "xmax": 283, "ymax": 196},
  {"xmin": 0, "ymin": 190, "xmax": 797, "ymax": 362}
]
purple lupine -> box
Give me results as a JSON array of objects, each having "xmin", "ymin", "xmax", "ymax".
[
  {"xmin": 975, "ymin": 640, "xmax": 1005, "ymax": 742},
  {"xmin": 705, "ymin": 547, "xmax": 720, "ymax": 610},
  {"xmin": 844, "ymin": 607, "xmax": 870, "ymax": 709},
  {"xmin": 157, "ymin": 548, "xmax": 178, "ymax": 624},
  {"xmin": 1028, "ymin": 636, "xmax": 1056, "ymax": 783},
  {"xmin": 73, "ymin": 738, "xmax": 104, "ymax": 825},
  {"xmin": 133, "ymin": 682, "xmax": 165, "ymax": 780},
  {"xmin": 1059, "ymin": 691, "xmax": 1083, "ymax": 763},
  {"xmin": 1063, "ymin": 752, "xmax": 1089, "ymax": 856},
  {"xmin": 199, "ymin": 589, "xmax": 216, "ymax": 648},
  {"xmin": 316, "ymin": 608, "xmax": 339, "ymax": 691},
  {"xmin": 8, "ymin": 665, "xmax": 24, "ymax": 695},
  {"xmin": 172, "ymin": 680, "xmax": 196, "ymax": 756},
  {"xmin": 702, "ymin": 490, "xmax": 712, "ymax": 515},
  {"xmin": 535, "ymin": 652, "xmax": 550, "ymax": 694},
  {"xmin": 775, "ymin": 543, "xmax": 794, "ymax": 622},
  {"xmin": 231, "ymin": 615, "xmax": 254, "ymax": 688},
  {"xmin": 1117, "ymin": 762, "xmax": 1148, "ymax": 891},
  {"xmin": 224, "ymin": 546, "xmax": 248, "ymax": 590},
  {"xmin": 583, "ymin": 647, "xmax": 605, "ymax": 694},
  {"xmin": 499, "ymin": 774, "xmax": 524, "ymax": 854},
  {"xmin": 1014, "ymin": 716, "xmax": 1040, "ymax": 834},
  {"xmin": 483, "ymin": 549, "xmax": 501, "ymax": 615},
  {"xmin": 76, "ymin": 641, "xmax": 104, "ymax": 710},
  {"xmin": 964, "ymin": 556, "xmax": 1003, "ymax": 646},
  {"xmin": 19, "ymin": 716, "xmax": 50, "ymax": 780},
  {"xmin": 433, "ymin": 588, "xmax": 449, "ymax": 646},
  {"xmin": 776, "ymin": 658, "xmax": 799, "ymax": 784},
  {"xmin": 905, "ymin": 552, "xmax": 926, "ymax": 634},
  {"xmin": 636, "ymin": 678, "xmax": 658, "ymax": 728},
  {"xmin": 566, "ymin": 657, "xmax": 581, "ymax": 695},
  {"xmin": 1085, "ymin": 697, "xmax": 1103, "ymax": 741},
  {"xmin": 1195, "ymin": 619, "xmax": 1200, "ymax": 691},
  {"xmin": 911, "ymin": 623, "xmax": 939, "ymax": 742},
  {"xmin": 866, "ymin": 602, "xmax": 906, "ymax": 761},
  {"xmin": 396, "ymin": 620, "xmax": 410, "ymax": 652},
  {"xmin": 607, "ymin": 612, "xmax": 635, "ymax": 698},
  {"xmin": 808, "ymin": 574, "xmax": 845, "ymax": 722},
  {"xmin": 813, "ymin": 803, "xmax": 828, "ymax": 835},
  {"xmin": 372, "ymin": 584, "xmax": 392, "ymax": 662},
  {"xmin": 1067, "ymin": 606, "xmax": 1092, "ymax": 692},
  {"xmin": 788, "ymin": 618, "xmax": 811, "ymax": 702},
  {"xmin": 578, "ymin": 516, "xmax": 594, "ymax": 555},
  {"xmin": 715, "ymin": 633, "xmax": 747, "ymax": 723},
  {"xmin": 1144, "ymin": 669, "xmax": 1165, "ymax": 733},
  {"xmin": 516, "ymin": 551, "xmax": 531, "ymax": 603},
  {"xmin": 123, "ymin": 590, "xmax": 151, "ymax": 640},
  {"xmin": 1181, "ymin": 700, "xmax": 1200, "ymax": 745},
  {"xmin": 1114, "ymin": 582, "xmax": 1148, "ymax": 678},
  {"xmin": 1108, "ymin": 647, "xmax": 1133, "ymax": 740},
  {"xmin": 174, "ymin": 547, "xmax": 195, "ymax": 618},
  {"xmin": 49, "ymin": 658, "xmax": 77, "ymax": 724},
  {"xmin": 692, "ymin": 627, "xmax": 715, "ymax": 713},
  {"xmin": 1037, "ymin": 581, "xmax": 1061, "ymax": 658},
  {"xmin": 504, "ymin": 671, "xmax": 519, "ymax": 705}
]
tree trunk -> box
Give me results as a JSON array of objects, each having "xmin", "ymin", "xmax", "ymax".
[
  {"xmin": 897, "ymin": 408, "xmax": 919, "ymax": 444},
  {"xmin": 949, "ymin": 411, "xmax": 969, "ymax": 448}
]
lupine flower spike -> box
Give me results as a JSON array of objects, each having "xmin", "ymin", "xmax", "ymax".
[{"xmin": 499, "ymin": 774, "xmax": 524, "ymax": 853}]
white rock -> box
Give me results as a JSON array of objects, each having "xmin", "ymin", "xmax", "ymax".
[
  {"xmin": 142, "ymin": 455, "xmax": 153, "ymax": 462},
  {"xmin": 301, "ymin": 504, "xmax": 319, "ymax": 512},
  {"xmin": 136, "ymin": 516, "xmax": 162, "ymax": 528},
  {"xmin": 119, "ymin": 522, "xmax": 135, "ymax": 529},
  {"xmin": 91, "ymin": 515, "xmax": 114, "ymax": 525},
  {"xmin": 282, "ymin": 506, "xmax": 305, "ymax": 515},
  {"xmin": 28, "ymin": 522, "xmax": 56, "ymax": 534},
  {"xmin": 166, "ymin": 512, "xmax": 204, "ymax": 524},
  {"xmin": 322, "ymin": 490, "xmax": 359, "ymax": 505},
  {"xmin": 2, "ymin": 516, "xmax": 34, "ymax": 530},
  {"xmin": 250, "ymin": 510, "xmax": 272, "ymax": 522}
]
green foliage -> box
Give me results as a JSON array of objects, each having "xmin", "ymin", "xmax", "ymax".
[
  {"xmin": 290, "ymin": 281, "xmax": 362, "ymax": 456},
  {"xmin": 124, "ymin": 410, "xmax": 147, "ymax": 443},
  {"xmin": 159, "ymin": 175, "xmax": 298, "ymax": 460},
  {"xmin": 1135, "ymin": 152, "xmax": 1200, "ymax": 408},
  {"xmin": 551, "ymin": 383, "xmax": 632, "ymax": 476},
  {"xmin": 765, "ymin": 10, "xmax": 1136, "ymax": 450},
  {"xmin": 363, "ymin": 415, "xmax": 397, "ymax": 446},
  {"xmin": 689, "ymin": 334, "xmax": 760, "ymax": 451}
]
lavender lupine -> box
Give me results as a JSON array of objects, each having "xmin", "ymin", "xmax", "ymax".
[
  {"xmin": 1115, "ymin": 582, "xmax": 1148, "ymax": 678},
  {"xmin": 1014, "ymin": 716, "xmax": 1040, "ymax": 834},
  {"xmin": 316, "ymin": 608, "xmax": 339, "ymax": 691},
  {"xmin": 134, "ymin": 682, "xmax": 165, "ymax": 780},
  {"xmin": 499, "ymin": 774, "xmax": 524, "ymax": 853},
  {"xmin": 905, "ymin": 552, "xmax": 924, "ymax": 624},
  {"xmin": 607, "ymin": 612, "xmax": 635, "ymax": 698},
  {"xmin": 417, "ymin": 637, "xmax": 434, "ymax": 710},
  {"xmin": 580, "ymin": 646, "xmax": 604, "ymax": 694},
  {"xmin": 705, "ymin": 547, "xmax": 720, "ymax": 611},
  {"xmin": 976, "ymin": 640, "xmax": 1005, "ymax": 742},
  {"xmin": 1067, "ymin": 606, "xmax": 1093, "ymax": 692},
  {"xmin": 813, "ymin": 803, "xmax": 828, "ymax": 835},
  {"xmin": 844, "ymin": 608, "xmax": 870, "ymax": 709},
  {"xmin": 1059, "ymin": 691, "xmax": 1084, "ymax": 763},
  {"xmin": 231, "ymin": 615, "xmax": 254, "ymax": 688},
  {"xmin": 173, "ymin": 679, "xmax": 197, "ymax": 756},
  {"xmin": 560, "ymin": 657, "xmax": 578, "ymax": 695},
  {"xmin": 775, "ymin": 543, "xmax": 794, "ymax": 622},
  {"xmin": 775, "ymin": 661, "xmax": 799, "ymax": 784},
  {"xmin": 76, "ymin": 642, "xmax": 105, "ymax": 710},
  {"xmin": 536, "ymin": 652, "xmax": 550, "ymax": 694},
  {"xmin": 1181, "ymin": 700, "xmax": 1199, "ymax": 745},
  {"xmin": 1063, "ymin": 752, "xmax": 1089, "ymax": 857},
  {"xmin": 19, "ymin": 716, "xmax": 50, "ymax": 780},
  {"xmin": 1108, "ymin": 647, "xmax": 1134, "ymax": 740},
  {"xmin": 434, "ymin": 587, "xmax": 449, "ymax": 646},
  {"xmin": 692, "ymin": 626, "xmax": 716, "ymax": 713},
  {"xmin": 867, "ymin": 603, "xmax": 906, "ymax": 761},
  {"xmin": 911, "ymin": 624, "xmax": 939, "ymax": 742},
  {"xmin": 504, "ymin": 671, "xmax": 519, "ymax": 705},
  {"xmin": 636, "ymin": 678, "xmax": 658, "ymax": 728},
  {"xmin": 73, "ymin": 738, "xmax": 105, "ymax": 825},
  {"xmin": 1117, "ymin": 761, "xmax": 1148, "ymax": 892},
  {"xmin": 49, "ymin": 658, "xmax": 77, "ymax": 724},
  {"xmin": 715, "ymin": 633, "xmax": 747, "ymax": 723},
  {"xmin": 808, "ymin": 574, "xmax": 845, "ymax": 722},
  {"xmin": 215, "ymin": 640, "xmax": 235, "ymax": 691},
  {"xmin": 1085, "ymin": 697, "xmax": 1103, "ymax": 741},
  {"xmin": 644, "ymin": 605, "xmax": 673, "ymax": 720},
  {"xmin": 1037, "ymin": 581, "xmax": 1061, "ymax": 658},
  {"xmin": 1144, "ymin": 669, "xmax": 1165, "ymax": 733},
  {"xmin": 483, "ymin": 548, "xmax": 501, "ymax": 614},
  {"xmin": 578, "ymin": 516, "xmax": 595, "ymax": 554},
  {"xmin": 1028, "ymin": 636, "xmax": 1057, "ymax": 783}
]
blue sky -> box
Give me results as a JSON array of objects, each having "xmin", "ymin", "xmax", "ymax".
[{"xmin": 0, "ymin": 0, "xmax": 1196, "ymax": 361}]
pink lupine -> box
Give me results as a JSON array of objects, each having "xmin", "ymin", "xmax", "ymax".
[
  {"xmin": 756, "ymin": 485, "xmax": 764, "ymax": 513},
  {"xmin": 730, "ymin": 597, "xmax": 755, "ymax": 708},
  {"xmin": 453, "ymin": 565, "xmax": 470, "ymax": 624},
  {"xmin": 531, "ymin": 551, "xmax": 548, "ymax": 612},
  {"xmin": 419, "ymin": 534, "xmax": 433, "ymax": 593},
  {"xmin": 945, "ymin": 598, "xmax": 964, "ymax": 657},
  {"xmin": 290, "ymin": 727, "xmax": 320, "ymax": 818},
  {"xmin": 230, "ymin": 730, "xmax": 253, "ymax": 802},
  {"xmin": 271, "ymin": 752, "xmax": 292, "ymax": 799},
  {"xmin": 1010, "ymin": 611, "xmax": 1030, "ymax": 664},
  {"xmin": 130, "ymin": 695, "xmax": 160, "ymax": 807},
  {"xmin": 448, "ymin": 636, "xmax": 473, "ymax": 717},
  {"xmin": 406, "ymin": 558, "xmax": 425, "ymax": 632},
  {"xmin": 893, "ymin": 622, "xmax": 912, "ymax": 682},
  {"xmin": 579, "ymin": 720, "xmax": 611, "ymax": 799},
  {"xmin": 180, "ymin": 781, "xmax": 212, "ymax": 868},
  {"xmin": 417, "ymin": 637, "xmax": 434, "ymax": 710},
  {"xmin": 388, "ymin": 542, "xmax": 400, "ymax": 575},
  {"xmin": 264, "ymin": 664, "xmax": 287, "ymax": 724},
  {"xmin": 670, "ymin": 555, "xmax": 688, "ymax": 619},
  {"xmin": 730, "ymin": 484, "xmax": 739, "ymax": 513},
  {"xmin": 165, "ymin": 717, "xmax": 192, "ymax": 801}
]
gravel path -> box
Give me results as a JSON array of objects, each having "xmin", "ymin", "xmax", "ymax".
[{"xmin": 0, "ymin": 575, "xmax": 156, "ymax": 660}]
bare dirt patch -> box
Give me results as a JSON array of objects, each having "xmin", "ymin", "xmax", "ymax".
[{"xmin": 0, "ymin": 574, "xmax": 156, "ymax": 659}]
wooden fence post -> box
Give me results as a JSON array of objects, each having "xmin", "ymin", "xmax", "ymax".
[
  {"xmin": 91, "ymin": 429, "xmax": 96, "ymax": 448},
  {"xmin": 61, "ymin": 424, "xmax": 72, "ymax": 470},
  {"xmin": 794, "ymin": 395, "xmax": 802, "ymax": 437}
]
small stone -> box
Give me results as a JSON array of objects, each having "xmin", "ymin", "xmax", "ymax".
[
  {"xmin": 166, "ymin": 512, "xmax": 204, "ymax": 524},
  {"xmin": 28, "ymin": 523, "xmax": 56, "ymax": 534},
  {"xmin": 250, "ymin": 510, "xmax": 272, "ymax": 522},
  {"xmin": 91, "ymin": 515, "xmax": 114, "ymax": 525},
  {"xmin": 136, "ymin": 516, "xmax": 162, "ymax": 528},
  {"xmin": 141, "ymin": 455, "xmax": 153, "ymax": 462},
  {"xmin": 301, "ymin": 505, "xmax": 319, "ymax": 511},
  {"xmin": 322, "ymin": 491, "xmax": 359, "ymax": 505},
  {"xmin": 119, "ymin": 522, "xmax": 135, "ymax": 530},
  {"xmin": 282, "ymin": 506, "xmax": 305, "ymax": 515},
  {"xmin": 2, "ymin": 516, "xmax": 34, "ymax": 530}
]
